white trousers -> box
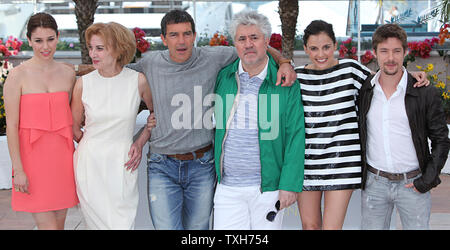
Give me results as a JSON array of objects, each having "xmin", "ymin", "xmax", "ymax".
[{"xmin": 213, "ymin": 183, "xmax": 284, "ymax": 230}]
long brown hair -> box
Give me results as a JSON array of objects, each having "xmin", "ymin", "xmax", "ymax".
[{"xmin": 26, "ymin": 12, "xmax": 58, "ymax": 39}]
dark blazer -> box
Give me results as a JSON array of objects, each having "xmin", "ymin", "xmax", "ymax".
[{"xmin": 359, "ymin": 72, "xmax": 450, "ymax": 193}]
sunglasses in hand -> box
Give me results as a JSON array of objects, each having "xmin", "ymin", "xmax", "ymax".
[{"xmin": 266, "ymin": 200, "xmax": 281, "ymax": 222}]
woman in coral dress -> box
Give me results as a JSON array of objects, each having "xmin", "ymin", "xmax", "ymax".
[
  {"xmin": 71, "ymin": 22, "xmax": 154, "ymax": 229},
  {"xmin": 3, "ymin": 13, "xmax": 78, "ymax": 229}
]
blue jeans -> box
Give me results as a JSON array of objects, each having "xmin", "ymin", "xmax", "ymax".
[
  {"xmin": 361, "ymin": 171, "xmax": 431, "ymax": 230},
  {"xmin": 147, "ymin": 148, "xmax": 216, "ymax": 230}
]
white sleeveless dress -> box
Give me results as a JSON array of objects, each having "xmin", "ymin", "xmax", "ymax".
[{"xmin": 74, "ymin": 68, "xmax": 141, "ymax": 229}]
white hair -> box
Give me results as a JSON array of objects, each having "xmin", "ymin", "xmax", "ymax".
[{"xmin": 229, "ymin": 10, "xmax": 272, "ymax": 41}]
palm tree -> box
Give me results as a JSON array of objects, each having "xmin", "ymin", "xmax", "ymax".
[
  {"xmin": 442, "ymin": 0, "xmax": 449, "ymax": 24},
  {"xmin": 73, "ymin": 0, "xmax": 98, "ymax": 64},
  {"xmin": 278, "ymin": 0, "xmax": 299, "ymax": 59}
]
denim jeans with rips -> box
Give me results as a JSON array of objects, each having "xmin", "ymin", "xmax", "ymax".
[
  {"xmin": 147, "ymin": 148, "xmax": 216, "ymax": 230},
  {"xmin": 361, "ymin": 171, "xmax": 431, "ymax": 230}
]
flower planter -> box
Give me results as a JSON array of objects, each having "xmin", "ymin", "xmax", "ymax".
[{"xmin": 0, "ymin": 135, "xmax": 12, "ymax": 189}]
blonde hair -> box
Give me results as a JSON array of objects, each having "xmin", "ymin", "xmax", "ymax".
[{"xmin": 85, "ymin": 22, "xmax": 136, "ymax": 66}]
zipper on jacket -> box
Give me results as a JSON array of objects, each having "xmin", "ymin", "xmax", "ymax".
[
  {"xmin": 257, "ymin": 83, "xmax": 263, "ymax": 194},
  {"xmin": 219, "ymin": 72, "xmax": 241, "ymax": 181}
]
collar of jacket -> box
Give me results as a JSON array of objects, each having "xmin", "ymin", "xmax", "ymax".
[
  {"xmin": 364, "ymin": 71, "xmax": 419, "ymax": 97},
  {"xmin": 405, "ymin": 72, "xmax": 420, "ymax": 97},
  {"xmin": 224, "ymin": 52, "xmax": 278, "ymax": 82}
]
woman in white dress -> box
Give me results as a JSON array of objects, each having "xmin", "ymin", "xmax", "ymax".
[{"xmin": 71, "ymin": 22, "xmax": 154, "ymax": 229}]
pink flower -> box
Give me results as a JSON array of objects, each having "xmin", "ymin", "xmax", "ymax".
[
  {"xmin": 132, "ymin": 28, "xmax": 150, "ymax": 55},
  {"xmin": 431, "ymin": 37, "xmax": 439, "ymax": 46},
  {"xmin": 343, "ymin": 37, "xmax": 352, "ymax": 44},
  {"xmin": 0, "ymin": 45, "xmax": 11, "ymax": 57},
  {"xmin": 339, "ymin": 44, "xmax": 348, "ymax": 58},
  {"xmin": 361, "ymin": 50, "xmax": 374, "ymax": 65},
  {"xmin": 269, "ymin": 33, "xmax": 282, "ymax": 52},
  {"xmin": 407, "ymin": 37, "xmax": 438, "ymax": 60},
  {"xmin": 136, "ymin": 38, "xmax": 150, "ymax": 53},
  {"xmin": 338, "ymin": 38, "xmax": 359, "ymax": 60},
  {"xmin": 0, "ymin": 35, "xmax": 22, "ymax": 59}
]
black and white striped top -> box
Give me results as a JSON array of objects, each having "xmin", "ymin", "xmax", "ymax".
[{"xmin": 295, "ymin": 59, "xmax": 371, "ymax": 191}]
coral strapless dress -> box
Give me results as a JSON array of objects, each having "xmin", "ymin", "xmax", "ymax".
[{"xmin": 11, "ymin": 91, "xmax": 79, "ymax": 212}]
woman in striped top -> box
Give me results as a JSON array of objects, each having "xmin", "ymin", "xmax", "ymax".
[{"xmin": 295, "ymin": 20, "xmax": 426, "ymax": 230}]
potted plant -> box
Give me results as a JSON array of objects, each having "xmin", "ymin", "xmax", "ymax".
[
  {"xmin": 338, "ymin": 37, "xmax": 375, "ymax": 67},
  {"xmin": 1, "ymin": 36, "xmax": 22, "ymax": 135},
  {"xmin": 416, "ymin": 63, "xmax": 450, "ymax": 123}
]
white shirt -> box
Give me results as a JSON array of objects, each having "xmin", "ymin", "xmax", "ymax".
[
  {"xmin": 366, "ymin": 68, "xmax": 420, "ymax": 173},
  {"xmin": 238, "ymin": 57, "xmax": 269, "ymax": 81}
]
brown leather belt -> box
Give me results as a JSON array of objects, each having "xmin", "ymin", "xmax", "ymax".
[
  {"xmin": 367, "ymin": 164, "xmax": 420, "ymax": 181},
  {"xmin": 167, "ymin": 144, "xmax": 212, "ymax": 161}
]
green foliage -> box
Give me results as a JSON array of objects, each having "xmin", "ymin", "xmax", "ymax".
[{"xmin": 21, "ymin": 40, "xmax": 82, "ymax": 51}]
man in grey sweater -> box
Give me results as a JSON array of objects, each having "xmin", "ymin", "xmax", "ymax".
[{"xmin": 125, "ymin": 10, "xmax": 296, "ymax": 230}]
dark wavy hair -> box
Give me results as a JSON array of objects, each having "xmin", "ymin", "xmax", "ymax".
[
  {"xmin": 372, "ymin": 23, "xmax": 408, "ymax": 52},
  {"xmin": 160, "ymin": 9, "xmax": 195, "ymax": 37},
  {"xmin": 303, "ymin": 20, "xmax": 336, "ymax": 46}
]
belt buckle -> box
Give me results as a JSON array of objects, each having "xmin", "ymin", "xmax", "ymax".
[
  {"xmin": 392, "ymin": 173, "xmax": 402, "ymax": 180},
  {"xmin": 178, "ymin": 153, "xmax": 191, "ymax": 160},
  {"xmin": 178, "ymin": 152, "xmax": 195, "ymax": 161}
]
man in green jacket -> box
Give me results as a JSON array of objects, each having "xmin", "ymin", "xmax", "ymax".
[{"xmin": 213, "ymin": 10, "xmax": 305, "ymax": 230}]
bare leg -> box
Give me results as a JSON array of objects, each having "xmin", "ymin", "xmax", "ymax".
[
  {"xmin": 297, "ymin": 191, "xmax": 323, "ymax": 230},
  {"xmin": 322, "ymin": 189, "xmax": 353, "ymax": 230},
  {"xmin": 32, "ymin": 209, "xmax": 68, "ymax": 230},
  {"xmin": 55, "ymin": 209, "xmax": 68, "ymax": 229}
]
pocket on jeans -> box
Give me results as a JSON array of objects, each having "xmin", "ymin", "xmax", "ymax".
[
  {"xmin": 406, "ymin": 174, "xmax": 424, "ymax": 194},
  {"xmin": 148, "ymin": 153, "xmax": 164, "ymax": 163},
  {"xmin": 198, "ymin": 149, "xmax": 214, "ymax": 165},
  {"xmin": 365, "ymin": 172, "xmax": 376, "ymax": 189}
]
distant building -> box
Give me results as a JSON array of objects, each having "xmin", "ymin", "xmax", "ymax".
[{"xmin": 0, "ymin": 0, "xmax": 443, "ymax": 43}]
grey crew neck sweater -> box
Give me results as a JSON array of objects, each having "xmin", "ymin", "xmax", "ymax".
[{"xmin": 127, "ymin": 46, "xmax": 237, "ymax": 154}]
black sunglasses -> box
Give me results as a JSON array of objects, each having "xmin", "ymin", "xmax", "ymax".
[{"xmin": 266, "ymin": 200, "xmax": 280, "ymax": 222}]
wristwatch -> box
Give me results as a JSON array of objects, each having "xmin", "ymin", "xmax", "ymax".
[
  {"xmin": 279, "ymin": 58, "xmax": 295, "ymax": 68},
  {"xmin": 74, "ymin": 64, "xmax": 79, "ymax": 73}
]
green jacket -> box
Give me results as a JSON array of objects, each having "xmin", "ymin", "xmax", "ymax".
[{"xmin": 214, "ymin": 54, "xmax": 305, "ymax": 192}]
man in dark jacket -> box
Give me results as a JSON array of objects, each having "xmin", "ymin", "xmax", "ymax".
[{"xmin": 358, "ymin": 23, "xmax": 450, "ymax": 230}]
